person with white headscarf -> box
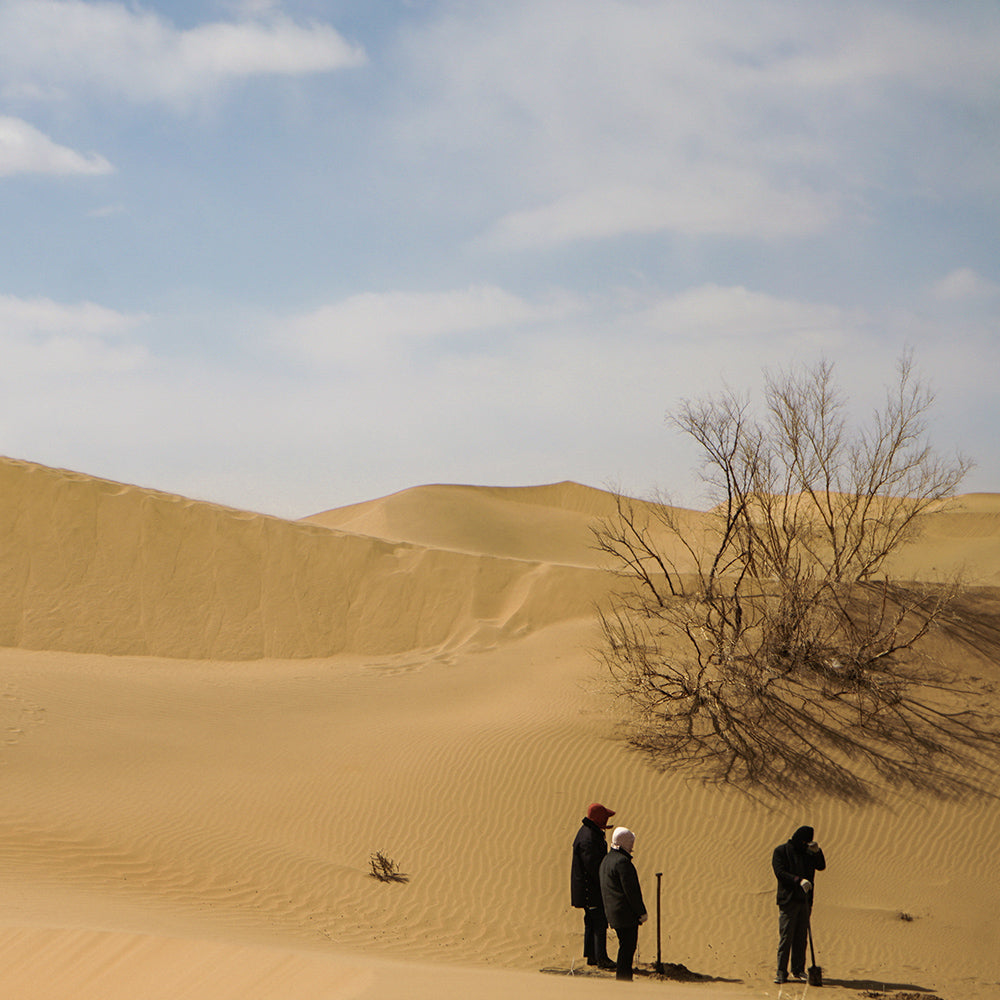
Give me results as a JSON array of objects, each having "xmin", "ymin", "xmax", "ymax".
[{"xmin": 599, "ymin": 827, "xmax": 648, "ymax": 981}]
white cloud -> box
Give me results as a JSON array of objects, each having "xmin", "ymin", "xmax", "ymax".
[
  {"xmin": 397, "ymin": 0, "xmax": 1000, "ymax": 247},
  {"xmin": 177, "ymin": 18, "xmax": 363, "ymax": 78},
  {"xmin": 0, "ymin": 0, "xmax": 366, "ymax": 109},
  {"xmin": 1, "ymin": 278, "xmax": 994, "ymax": 518},
  {"xmin": 641, "ymin": 285, "xmax": 853, "ymax": 346},
  {"xmin": 488, "ymin": 174, "xmax": 835, "ymax": 249},
  {"xmin": 0, "ymin": 115, "xmax": 113, "ymax": 176},
  {"xmin": 932, "ymin": 268, "xmax": 999, "ymax": 302},
  {"xmin": 223, "ymin": 1, "xmax": 283, "ymax": 17},
  {"xmin": 281, "ymin": 285, "xmax": 584, "ymax": 365},
  {"xmin": 772, "ymin": 5, "xmax": 1000, "ymax": 96},
  {"xmin": 0, "ymin": 293, "xmax": 141, "ymax": 335},
  {"xmin": 0, "ymin": 293, "xmax": 148, "ymax": 375},
  {"xmin": 86, "ymin": 202, "xmax": 126, "ymax": 217}
]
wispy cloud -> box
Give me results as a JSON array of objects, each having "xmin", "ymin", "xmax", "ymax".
[
  {"xmin": 932, "ymin": 268, "xmax": 999, "ymax": 302},
  {"xmin": 639, "ymin": 284, "xmax": 854, "ymax": 347},
  {"xmin": 86, "ymin": 202, "xmax": 126, "ymax": 218},
  {"xmin": 396, "ymin": 1, "xmax": 1000, "ymax": 247},
  {"xmin": 0, "ymin": 114, "xmax": 112, "ymax": 175},
  {"xmin": 487, "ymin": 174, "xmax": 836, "ymax": 248},
  {"xmin": 0, "ymin": 293, "xmax": 147, "ymax": 375},
  {"xmin": 281, "ymin": 286, "xmax": 584, "ymax": 366},
  {"xmin": 0, "ymin": 0, "xmax": 366, "ymax": 109}
]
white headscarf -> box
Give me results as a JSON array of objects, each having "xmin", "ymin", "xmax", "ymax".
[{"xmin": 611, "ymin": 826, "xmax": 636, "ymax": 852}]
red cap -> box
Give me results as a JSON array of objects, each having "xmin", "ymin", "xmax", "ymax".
[{"xmin": 587, "ymin": 803, "xmax": 615, "ymax": 829}]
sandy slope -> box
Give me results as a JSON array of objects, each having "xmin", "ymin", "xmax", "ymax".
[
  {"xmin": 0, "ymin": 456, "xmax": 998, "ymax": 1000},
  {"xmin": 0, "ymin": 460, "xmax": 612, "ymax": 659},
  {"xmin": 303, "ymin": 481, "xmax": 626, "ymax": 566}
]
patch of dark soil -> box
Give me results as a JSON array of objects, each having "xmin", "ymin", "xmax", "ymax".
[
  {"xmin": 636, "ymin": 962, "xmax": 740, "ymax": 984},
  {"xmin": 540, "ymin": 962, "xmax": 739, "ymax": 984},
  {"xmin": 859, "ymin": 993, "xmax": 945, "ymax": 1000}
]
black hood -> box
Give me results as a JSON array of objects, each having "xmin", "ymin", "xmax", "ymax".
[{"xmin": 790, "ymin": 826, "xmax": 814, "ymax": 846}]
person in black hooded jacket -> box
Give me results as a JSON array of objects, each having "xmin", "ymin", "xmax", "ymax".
[
  {"xmin": 771, "ymin": 825, "xmax": 826, "ymax": 984},
  {"xmin": 570, "ymin": 803, "xmax": 616, "ymax": 969}
]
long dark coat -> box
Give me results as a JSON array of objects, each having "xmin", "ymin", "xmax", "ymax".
[
  {"xmin": 571, "ymin": 817, "xmax": 608, "ymax": 909},
  {"xmin": 599, "ymin": 847, "xmax": 647, "ymax": 930}
]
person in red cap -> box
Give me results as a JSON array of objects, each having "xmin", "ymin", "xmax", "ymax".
[{"xmin": 570, "ymin": 802, "xmax": 616, "ymax": 969}]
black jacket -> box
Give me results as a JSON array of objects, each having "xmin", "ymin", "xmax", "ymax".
[
  {"xmin": 599, "ymin": 847, "xmax": 647, "ymax": 930},
  {"xmin": 772, "ymin": 826, "xmax": 826, "ymax": 907},
  {"xmin": 571, "ymin": 817, "xmax": 608, "ymax": 909}
]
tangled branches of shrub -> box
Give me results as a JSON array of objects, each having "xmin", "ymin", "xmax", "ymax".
[{"xmin": 594, "ymin": 356, "xmax": 1000, "ymax": 800}]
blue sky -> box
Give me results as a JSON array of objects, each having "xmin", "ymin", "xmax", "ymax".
[{"xmin": 1, "ymin": 0, "xmax": 997, "ymax": 518}]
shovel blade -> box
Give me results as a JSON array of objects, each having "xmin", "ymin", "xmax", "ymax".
[{"xmin": 808, "ymin": 965, "xmax": 823, "ymax": 987}]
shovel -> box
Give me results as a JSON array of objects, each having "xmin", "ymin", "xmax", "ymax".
[{"xmin": 807, "ymin": 920, "xmax": 823, "ymax": 987}]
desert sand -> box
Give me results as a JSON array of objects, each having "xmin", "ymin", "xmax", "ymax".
[{"xmin": 0, "ymin": 455, "xmax": 997, "ymax": 1000}]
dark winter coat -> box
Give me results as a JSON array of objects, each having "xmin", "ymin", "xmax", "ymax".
[
  {"xmin": 772, "ymin": 825, "xmax": 826, "ymax": 907},
  {"xmin": 571, "ymin": 817, "xmax": 608, "ymax": 909},
  {"xmin": 599, "ymin": 847, "xmax": 647, "ymax": 930}
]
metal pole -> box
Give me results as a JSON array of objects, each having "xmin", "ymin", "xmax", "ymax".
[{"xmin": 655, "ymin": 872, "xmax": 663, "ymax": 973}]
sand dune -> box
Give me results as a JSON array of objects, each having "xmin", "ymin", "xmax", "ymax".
[
  {"xmin": 0, "ymin": 459, "xmax": 612, "ymax": 660},
  {"xmin": 1, "ymin": 456, "xmax": 999, "ymax": 1000},
  {"xmin": 307, "ymin": 479, "xmax": 1000, "ymax": 584},
  {"xmin": 303, "ymin": 481, "xmax": 626, "ymax": 566},
  {"xmin": 888, "ymin": 493, "xmax": 1000, "ymax": 584}
]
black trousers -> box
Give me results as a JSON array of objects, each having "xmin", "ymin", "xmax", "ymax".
[
  {"xmin": 777, "ymin": 901, "xmax": 811, "ymax": 977},
  {"xmin": 612, "ymin": 925, "xmax": 639, "ymax": 981},
  {"xmin": 583, "ymin": 906, "xmax": 610, "ymax": 964}
]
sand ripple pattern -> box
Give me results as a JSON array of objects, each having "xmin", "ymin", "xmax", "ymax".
[{"xmin": 1, "ymin": 459, "xmax": 999, "ymax": 1000}]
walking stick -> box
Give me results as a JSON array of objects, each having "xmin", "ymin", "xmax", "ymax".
[{"xmin": 654, "ymin": 872, "xmax": 664, "ymax": 973}]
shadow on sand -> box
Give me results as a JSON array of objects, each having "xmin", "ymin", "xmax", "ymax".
[
  {"xmin": 823, "ymin": 978, "xmax": 944, "ymax": 998},
  {"xmin": 542, "ymin": 966, "xmax": 949, "ymax": 997}
]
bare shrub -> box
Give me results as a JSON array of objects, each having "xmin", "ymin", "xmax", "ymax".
[
  {"xmin": 594, "ymin": 355, "xmax": 1000, "ymax": 800},
  {"xmin": 369, "ymin": 851, "xmax": 408, "ymax": 883}
]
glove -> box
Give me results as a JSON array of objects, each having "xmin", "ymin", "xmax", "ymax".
[
  {"xmin": 807, "ymin": 842, "xmax": 821, "ymax": 854},
  {"xmin": 638, "ymin": 913, "xmax": 648, "ymax": 924},
  {"xmin": 799, "ymin": 879, "xmax": 812, "ymax": 892}
]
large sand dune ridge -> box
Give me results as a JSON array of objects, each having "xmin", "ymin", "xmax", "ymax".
[{"xmin": 0, "ymin": 459, "xmax": 613, "ymax": 660}]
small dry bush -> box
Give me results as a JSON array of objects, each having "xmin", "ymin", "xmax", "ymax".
[{"xmin": 369, "ymin": 851, "xmax": 408, "ymax": 883}]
